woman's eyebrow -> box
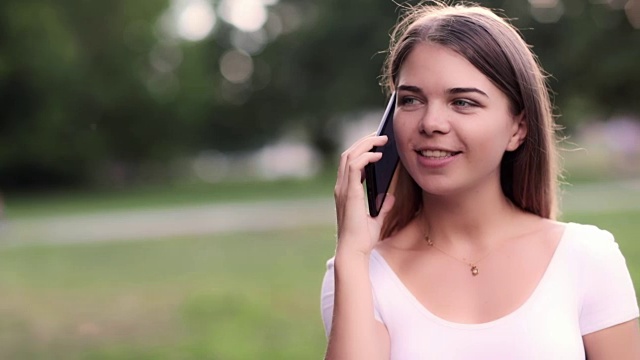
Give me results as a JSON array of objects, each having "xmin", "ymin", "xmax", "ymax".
[
  {"xmin": 397, "ymin": 85, "xmax": 489, "ymax": 98},
  {"xmin": 447, "ymin": 87, "xmax": 489, "ymax": 98},
  {"xmin": 397, "ymin": 84, "xmax": 423, "ymax": 94}
]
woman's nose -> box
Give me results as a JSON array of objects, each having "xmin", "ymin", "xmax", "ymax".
[{"xmin": 419, "ymin": 104, "xmax": 451, "ymax": 135}]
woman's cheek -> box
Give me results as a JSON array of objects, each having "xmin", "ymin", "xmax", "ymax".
[{"xmin": 393, "ymin": 132, "xmax": 410, "ymax": 162}]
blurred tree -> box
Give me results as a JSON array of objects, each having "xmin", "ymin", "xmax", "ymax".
[
  {"xmin": 507, "ymin": 0, "xmax": 640, "ymax": 128},
  {"xmin": 255, "ymin": 0, "xmax": 399, "ymax": 159},
  {"xmin": 0, "ymin": 0, "xmax": 638, "ymax": 190},
  {"xmin": 0, "ymin": 0, "xmax": 175, "ymax": 189}
]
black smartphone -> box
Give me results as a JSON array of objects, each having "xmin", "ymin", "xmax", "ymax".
[{"xmin": 365, "ymin": 92, "xmax": 399, "ymax": 217}]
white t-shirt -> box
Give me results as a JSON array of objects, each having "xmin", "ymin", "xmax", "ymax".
[{"xmin": 320, "ymin": 222, "xmax": 639, "ymax": 359}]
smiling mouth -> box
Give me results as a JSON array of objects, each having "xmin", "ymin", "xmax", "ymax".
[{"xmin": 417, "ymin": 150, "xmax": 462, "ymax": 159}]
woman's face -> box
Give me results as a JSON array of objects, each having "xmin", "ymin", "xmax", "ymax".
[{"xmin": 394, "ymin": 42, "xmax": 526, "ymax": 197}]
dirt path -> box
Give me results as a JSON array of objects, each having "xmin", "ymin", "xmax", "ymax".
[
  {"xmin": 0, "ymin": 198, "xmax": 335, "ymax": 246},
  {"xmin": 1, "ymin": 180, "xmax": 639, "ymax": 246}
]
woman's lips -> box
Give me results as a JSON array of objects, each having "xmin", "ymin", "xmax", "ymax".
[{"xmin": 415, "ymin": 149, "xmax": 461, "ymax": 168}]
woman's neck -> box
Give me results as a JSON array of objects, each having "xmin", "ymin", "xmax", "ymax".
[{"xmin": 419, "ymin": 179, "xmax": 526, "ymax": 250}]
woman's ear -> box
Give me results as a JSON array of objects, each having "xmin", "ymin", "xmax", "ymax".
[{"xmin": 506, "ymin": 113, "xmax": 527, "ymax": 151}]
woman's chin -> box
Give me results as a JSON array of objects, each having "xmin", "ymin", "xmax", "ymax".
[{"xmin": 415, "ymin": 180, "xmax": 460, "ymax": 197}]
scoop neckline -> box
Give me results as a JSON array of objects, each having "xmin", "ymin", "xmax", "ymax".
[{"xmin": 370, "ymin": 222, "xmax": 574, "ymax": 330}]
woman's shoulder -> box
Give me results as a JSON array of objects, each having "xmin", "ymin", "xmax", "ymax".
[
  {"xmin": 561, "ymin": 222, "xmax": 638, "ymax": 335},
  {"xmin": 561, "ymin": 221, "xmax": 616, "ymax": 249},
  {"xmin": 559, "ymin": 221, "xmax": 625, "ymax": 267}
]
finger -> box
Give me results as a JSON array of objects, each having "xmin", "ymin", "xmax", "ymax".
[
  {"xmin": 339, "ymin": 151, "xmax": 382, "ymax": 207},
  {"xmin": 340, "ymin": 135, "xmax": 388, "ymax": 193},
  {"xmin": 337, "ymin": 134, "xmax": 385, "ymax": 182},
  {"xmin": 336, "ymin": 145, "xmax": 358, "ymax": 197},
  {"xmin": 345, "ymin": 132, "xmax": 380, "ymax": 154},
  {"xmin": 336, "ymin": 153, "xmax": 382, "ymax": 229},
  {"xmin": 346, "ymin": 152, "xmax": 383, "ymax": 194},
  {"xmin": 336, "ymin": 135, "xmax": 381, "ymax": 213},
  {"xmin": 352, "ymin": 134, "xmax": 388, "ymax": 155}
]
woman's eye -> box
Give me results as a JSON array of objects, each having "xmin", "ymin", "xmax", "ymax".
[
  {"xmin": 452, "ymin": 99, "xmax": 476, "ymax": 108},
  {"xmin": 399, "ymin": 97, "xmax": 419, "ymax": 106}
]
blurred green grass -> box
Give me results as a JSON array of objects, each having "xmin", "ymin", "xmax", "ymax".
[
  {"xmin": 0, "ymin": 226, "xmax": 334, "ymax": 359},
  {"xmin": 3, "ymin": 174, "xmax": 335, "ymax": 219},
  {"xmin": 0, "ymin": 210, "xmax": 638, "ymax": 359}
]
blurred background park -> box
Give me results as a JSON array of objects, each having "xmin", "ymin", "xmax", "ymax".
[{"xmin": 0, "ymin": 0, "xmax": 639, "ymax": 358}]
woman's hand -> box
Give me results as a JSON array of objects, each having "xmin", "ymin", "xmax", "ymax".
[{"xmin": 334, "ymin": 134, "xmax": 396, "ymax": 257}]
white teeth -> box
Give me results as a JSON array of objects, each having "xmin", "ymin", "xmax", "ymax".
[{"xmin": 420, "ymin": 150, "xmax": 455, "ymax": 158}]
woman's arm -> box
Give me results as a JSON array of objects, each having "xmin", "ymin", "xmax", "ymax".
[
  {"xmin": 324, "ymin": 251, "xmax": 390, "ymax": 360},
  {"xmin": 583, "ymin": 318, "xmax": 640, "ymax": 359},
  {"xmin": 325, "ymin": 134, "xmax": 394, "ymax": 360}
]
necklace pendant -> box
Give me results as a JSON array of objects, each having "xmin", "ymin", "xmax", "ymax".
[{"xmin": 470, "ymin": 265, "xmax": 479, "ymax": 276}]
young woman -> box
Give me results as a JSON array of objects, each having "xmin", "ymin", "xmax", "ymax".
[{"xmin": 321, "ymin": 3, "xmax": 640, "ymax": 359}]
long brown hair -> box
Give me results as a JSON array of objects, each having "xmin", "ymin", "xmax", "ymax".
[{"xmin": 379, "ymin": 2, "xmax": 560, "ymax": 240}]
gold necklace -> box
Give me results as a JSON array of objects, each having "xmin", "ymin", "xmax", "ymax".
[{"xmin": 424, "ymin": 233, "xmax": 497, "ymax": 277}]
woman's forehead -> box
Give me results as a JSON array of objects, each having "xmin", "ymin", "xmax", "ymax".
[{"xmin": 396, "ymin": 43, "xmax": 499, "ymax": 96}]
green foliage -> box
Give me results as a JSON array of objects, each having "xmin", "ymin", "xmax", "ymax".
[
  {"xmin": 0, "ymin": 0, "xmax": 175, "ymax": 188},
  {"xmin": 1, "ymin": 0, "xmax": 639, "ymax": 189},
  {"xmin": 255, "ymin": 0, "xmax": 399, "ymax": 156}
]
